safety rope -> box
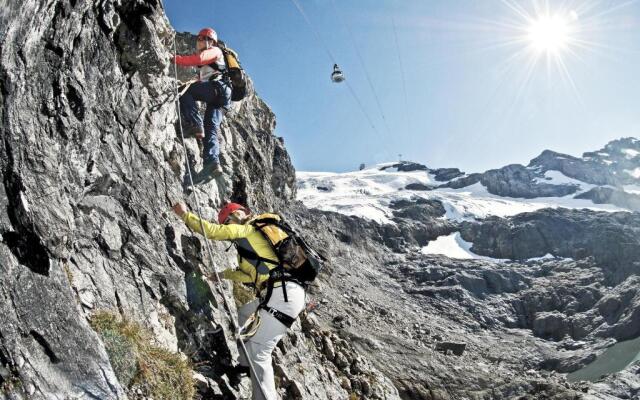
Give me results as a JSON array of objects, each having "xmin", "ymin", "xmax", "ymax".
[
  {"xmin": 289, "ymin": 0, "xmax": 383, "ymax": 139},
  {"xmin": 330, "ymin": 0, "xmax": 393, "ymax": 139},
  {"xmin": 392, "ymin": 16, "xmax": 411, "ymax": 138},
  {"xmin": 169, "ymin": 33, "xmax": 269, "ymax": 400}
]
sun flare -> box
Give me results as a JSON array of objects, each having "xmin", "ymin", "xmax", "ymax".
[{"xmin": 527, "ymin": 15, "xmax": 572, "ymax": 53}]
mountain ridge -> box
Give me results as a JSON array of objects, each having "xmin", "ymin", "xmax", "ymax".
[
  {"xmin": 434, "ymin": 136, "xmax": 639, "ymax": 198},
  {"xmin": 298, "ymin": 136, "xmax": 640, "ymax": 227}
]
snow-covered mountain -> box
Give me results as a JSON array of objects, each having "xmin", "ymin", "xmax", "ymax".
[
  {"xmin": 298, "ymin": 138, "xmax": 640, "ymax": 261},
  {"xmin": 298, "ymin": 137, "xmax": 640, "ymax": 225}
]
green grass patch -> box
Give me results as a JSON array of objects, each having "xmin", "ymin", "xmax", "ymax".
[
  {"xmin": 0, "ymin": 373, "xmax": 22, "ymax": 396},
  {"xmin": 89, "ymin": 311, "xmax": 194, "ymax": 400}
]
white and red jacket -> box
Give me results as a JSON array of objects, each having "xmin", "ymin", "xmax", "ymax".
[{"xmin": 174, "ymin": 47, "xmax": 225, "ymax": 81}]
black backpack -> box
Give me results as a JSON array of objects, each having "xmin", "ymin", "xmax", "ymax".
[
  {"xmin": 235, "ymin": 213, "xmax": 323, "ymax": 287},
  {"xmin": 215, "ymin": 40, "xmax": 248, "ymax": 101}
]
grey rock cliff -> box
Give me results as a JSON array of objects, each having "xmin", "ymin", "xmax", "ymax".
[
  {"xmin": 460, "ymin": 208, "xmax": 640, "ymax": 285},
  {"xmin": 0, "ymin": 1, "xmax": 369, "ymax": 399},
  {"xmin": 480, "ymin": 164, "xmax": 579, "ymax": 198}
]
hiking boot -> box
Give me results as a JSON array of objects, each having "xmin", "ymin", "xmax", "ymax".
[
  {"xmin": 226, "ymin": 365, "xmax": 250, "ymax": 388},
  {"xmin": 191, "ymin": 160, "xmax": 223, "ymax": 185},
  {"xmin": 201, "ymin": 160, "xmax": 223, "ymax": 177}
]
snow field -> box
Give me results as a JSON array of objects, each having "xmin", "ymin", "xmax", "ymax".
[
  {"xmin": 625, "ymin": 168, "xmax": 640, "ymax": 179},
  {"xmin": 421, "ymin": 232, "xmax": 508, "ymax": 261},
  {"xmin": 622, "ymin": 148, "xmax": 640, "ymax": 159}
]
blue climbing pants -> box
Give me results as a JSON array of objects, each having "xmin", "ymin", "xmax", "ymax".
[{"xmin": 179, "ymin": 79, "xmax": 231, "ymax": 164}]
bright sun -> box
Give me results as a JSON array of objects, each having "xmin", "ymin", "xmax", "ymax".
[
  {"xmin": 527, "ymin": 15, "xmax": 572, "ymax": 53},
  {"xmin": 481, "ymin": 0, "xmax": 627, "ymax": 106}
]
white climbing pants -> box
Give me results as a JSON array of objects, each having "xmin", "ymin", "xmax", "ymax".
[{"xmin": 237, "ymin": 281, "xmax": 305, "ymax": 400}]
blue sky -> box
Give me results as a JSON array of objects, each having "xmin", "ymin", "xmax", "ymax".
[{"xmin": 165, "ymin": 0, "xmax": 640, "ymax": 173}]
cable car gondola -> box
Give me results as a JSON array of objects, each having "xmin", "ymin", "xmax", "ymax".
[{"xmin": 331, "ymin": 64, "xmax": 345, "ymax": 83}]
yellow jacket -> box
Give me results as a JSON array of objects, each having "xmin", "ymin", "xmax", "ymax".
[{"xmin": 182, "ymin": 212, "xmax": 278, "ymax": 288}]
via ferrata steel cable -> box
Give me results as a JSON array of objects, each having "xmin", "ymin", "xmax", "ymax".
[{"xmin": 170, "ymin": 33, "xmax": 269, "ymax": 400}]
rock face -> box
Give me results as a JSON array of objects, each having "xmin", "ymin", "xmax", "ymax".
[
  {"xmin": 549, "ymin": 137, "xmax": 640, "ymax": 186},
  {"xmin": 575, "ymin": 186, "xmax": 640, "ymax": 210},
  {"xmin": 431, "ymin": 168, "xmax": 464, "ymax": 182},
  {"xmin": 528, "ymin": 150, "xmax": 619, "ymax": 186},
  {"xmin": 460, "ymin": 208, "xmax": 640, "ymax": 285},
  {"xmin": 380, "ymin": 161, "xmax": 428, "ymax": 172},
  {"xmin": 0, "ymin": 1, "xmax": 333, "ymax": 399},
  {"xmin": 480, "ymin": 164, "xmax": 579, "ymax": 198}
]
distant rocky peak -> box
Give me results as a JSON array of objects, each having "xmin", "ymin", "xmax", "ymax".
[
  {"xmin": 378, "ymin": 161, "xmax": 429, "ymax": 172},
  {"xmin": 602, "ymin": 137, "xmax": 640, "ymax": 154},
  {"xmin": 525, "ymin": 138, "xmax": 640, "ymax": 187},
  {"xmin": 583, "ymin": 137, "xmax": 640, "ymax": 163},
  {"xmin": 377, "ymin": 162, "xmax": 467, "ymax": 183},
  {"xmin": 528, "ymin": 150, "xmax": 581, "ymax": 168}
]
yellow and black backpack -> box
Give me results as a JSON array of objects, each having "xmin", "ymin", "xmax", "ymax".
[{"xmin": 237, "ymin": 213, "xmax": 324, "ymax": 287}]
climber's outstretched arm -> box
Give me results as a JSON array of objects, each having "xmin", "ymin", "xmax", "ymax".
[{"xmin": 172, "ymin": 203, "xmax": 252, "ymax": 240}]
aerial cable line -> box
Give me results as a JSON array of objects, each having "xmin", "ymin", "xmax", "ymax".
[
  {"xmin": 164, "ymin": 17, "xmax": 270, "ymax": 399},
  {"xmin": 343, "ymin": 78, "xmax": 384, "ymax": 139},
  {"xmin": 392, "ymin": 16, "xmax": 411, "ymax": 138},
  {"xmin": 344, "ymin": 81, "xmax": 381, "ymax": 136},
  {"xmin": 329, "ymin": 0, "xmax": 393, "ymax": 139},
  {"xmin": 289, "ymin": 0, "xmax": 383, "ymax": 139},
  {"xmin": 290, "ymin": 0, "xmax": 336, "ymax": 64}
]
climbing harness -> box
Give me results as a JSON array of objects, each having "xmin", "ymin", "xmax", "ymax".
[
  {"xmin": 170, "ymin": 33, "xmax": 269, "ymax": 400},
  {"xmin": 260, "ymin": 304, "xmax": 296, "ymax": 328}
]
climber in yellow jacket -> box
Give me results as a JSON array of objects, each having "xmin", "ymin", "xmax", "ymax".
[
  {"xmin": 172, "ymin": 201, "xmax": 306, "ymax": 400},
  {"xmin": 175, "ymin": 202, "xmax": 277, "ymax": 286}
]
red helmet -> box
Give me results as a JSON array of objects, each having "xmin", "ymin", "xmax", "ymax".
[
  {"xmin": 198, "ymin": 27, "xmax": 218, "ymax": 43},
  {"xmin": 218, "ymin": 203, "xmax": 248, "ymax": 224}
]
